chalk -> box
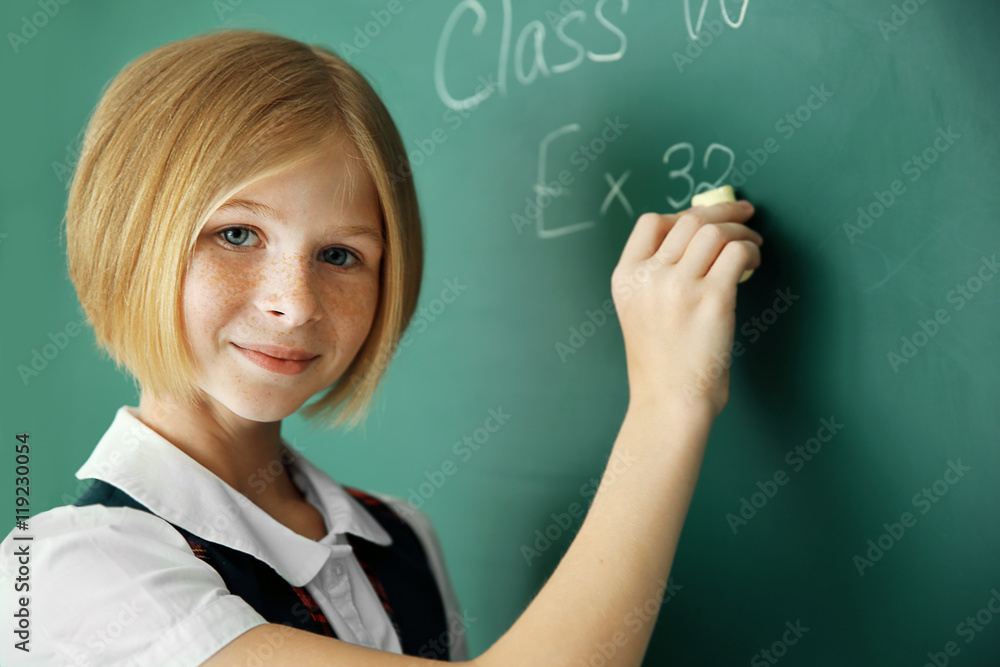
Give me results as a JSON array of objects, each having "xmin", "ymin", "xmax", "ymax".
[
  {"xmin": 690, "ymin": 186, "xmax": 754, "ymax": 283},
  {"xmin": 690, "ymin": 185, "xmax": 736, "ymax": 208}
]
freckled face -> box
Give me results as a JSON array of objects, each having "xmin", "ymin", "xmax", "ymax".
[{"xmin": 180, "ymin": 138, "xmax": 383, "ymax": 423}]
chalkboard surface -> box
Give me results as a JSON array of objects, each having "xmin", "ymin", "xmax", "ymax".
[{"xmin": 2, "ymin": 1, "xmax": 999, "ymax": 664}]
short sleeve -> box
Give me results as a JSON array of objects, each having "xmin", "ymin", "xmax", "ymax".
[
  {"xmin": 372, "ymin": 494, "xmax": 470, "ymax": 662},
  {"xmin": 0, "ymin": 505, "xmax": 267, "ymax": 667}
]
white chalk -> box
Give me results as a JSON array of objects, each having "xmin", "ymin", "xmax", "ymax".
[{"xmin": 690, "ymin": 185, "xmax": 736, "ymax": 208}]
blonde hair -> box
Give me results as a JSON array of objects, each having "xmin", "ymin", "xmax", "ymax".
[{"xmin": 64, "ymin": 29, "xmax": 423, "ymax": 431}]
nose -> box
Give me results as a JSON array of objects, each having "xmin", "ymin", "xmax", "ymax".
[{"xmin": 256, "ymin": 252, "xmax": 322, "ymax": 326}]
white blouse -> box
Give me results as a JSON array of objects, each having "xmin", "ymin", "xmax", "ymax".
[{"xmin": 0, "ymin": 405, "xmax": 468, "ymax": 666}]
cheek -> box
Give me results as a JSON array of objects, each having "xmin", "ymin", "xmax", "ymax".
[
  {"xmin": 322, "ymin": 275, "xmax": 380, "ymax": 342},
  {"xmin": 181, "ymin": 254, "xmax": 245, "ymax": 343}
]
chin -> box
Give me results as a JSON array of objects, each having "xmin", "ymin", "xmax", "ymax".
[{"xmin": 223, "ymin": 396, "xmax": 304, "ymax": 424}]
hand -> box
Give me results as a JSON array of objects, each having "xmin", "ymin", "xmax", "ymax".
[{"xmin": 611, "ymin": 201, "xmax": 762, "ymax": 420}]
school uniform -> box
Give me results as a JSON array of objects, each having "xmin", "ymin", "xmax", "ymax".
[{"xmin": 0, "ymin": 405, "xmax": 468, "ymax": 666}]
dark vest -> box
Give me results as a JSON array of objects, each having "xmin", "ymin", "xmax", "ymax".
[{"xmin": 73, "ymin": 479, "xmax": 452, "ymax": 660}]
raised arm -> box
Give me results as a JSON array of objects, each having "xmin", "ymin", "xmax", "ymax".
[{"xmin": 205, "ymin": 201, "xmax": 763, "ymax": 666}]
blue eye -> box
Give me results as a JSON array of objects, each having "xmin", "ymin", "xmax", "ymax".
[
  {"xmin": 216, "ymin": 226, "xmax": 362, "ymax": 270},
  {"xmin": 322, "ymin": 247, "xmax": 359, "ymax": 268},
  {"xmin": 220, "ymin": 227, "xmax": 258, "ymax": 247}
]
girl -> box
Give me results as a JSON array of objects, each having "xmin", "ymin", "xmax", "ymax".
[{"xmin": 0, "ymin": 28, "xmax": 762, "ymax": 666}]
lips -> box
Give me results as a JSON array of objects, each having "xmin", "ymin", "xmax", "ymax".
[
  {"xmin": 233, "ymin": 342, "xmax": 318, "ymax": 361},
  {"xmin": 232, "ymin": 343, "xmax": 319, "ymax": 376}
]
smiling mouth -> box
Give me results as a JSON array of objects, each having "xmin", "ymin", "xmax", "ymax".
[
  {"xmin": 233, "ymin": 343, "xmax": 319, "ymax": 361},
  {"xmin": 232, "ymin": 344, "xmax": 319, "ymax": 375}
]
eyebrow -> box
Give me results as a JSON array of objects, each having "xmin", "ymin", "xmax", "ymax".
[{"xmin": 215, "ymin": 197, "xmax": 384, "ymax": 244}]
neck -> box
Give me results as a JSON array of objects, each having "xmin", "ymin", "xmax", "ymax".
[{"xmin": 135, "ymin": 392, "xmax": 304, "ymax": 507}]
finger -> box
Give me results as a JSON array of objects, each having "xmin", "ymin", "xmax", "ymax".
[
  {"xmin": 618, "ymin": 212, "xmax": 678, "ymax": 266},
  {"xmin": 706, "ymin": 239, "xmax": 762, "ymax": 286},
  {"xmin": 690, "ymin": 200, "xmax": 756, "ymax": 226},
  {"xmin": 678, "ymin": 223, "xmax": 763, "ymax": 279},
  {"xmin": 653, "ymin": 201, "xmax": 758, "ymax": 264},
  {"xmin": 652, "ymin": 212, "xmax": 706, "ymax": 266}
]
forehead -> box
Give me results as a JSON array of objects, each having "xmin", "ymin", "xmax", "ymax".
[
  {"xmin": 210, "ymin": 142, "xmax": 382, "ymax": 234},
  {"xmin": 237, "ymin": 141, "xmax": 376, "ymax": 204}
]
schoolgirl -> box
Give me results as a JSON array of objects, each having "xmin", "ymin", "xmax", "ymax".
[{"xmin": 0, "ymin": 28, "xmax": 762, "ymax": 667}]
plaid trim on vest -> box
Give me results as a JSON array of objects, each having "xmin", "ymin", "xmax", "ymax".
[{"xmin": 73, "ymin": 479, "xmax": 452, "ymax": 660}]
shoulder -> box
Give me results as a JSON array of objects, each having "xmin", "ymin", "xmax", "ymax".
[
  {"xmin": 1, "ymin": 503, "xmax": 195, "ymax": 571},
  {"xmin": 346, "ymin": 488, "xmax": 442, "ymax": 559},
  {"xmin": 360, "ymin": 490, "xmax": 436, "ymax": 538},
  {"xmin": 361, "ymin": 491, "xmax": 471, "ymax": 663},
  {"xmin": 0, "ymin": 504, "xmax": 266, "ymax": 666}
]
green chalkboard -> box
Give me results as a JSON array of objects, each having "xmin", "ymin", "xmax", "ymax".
[{"xmin": 2, "ymin": 1, "xmax": 999, "ymax": 664}]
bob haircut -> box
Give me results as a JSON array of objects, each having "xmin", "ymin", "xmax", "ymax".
[{"xmin": 64, "ymin": 29, "xmax": 423, "ymax": 432}]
